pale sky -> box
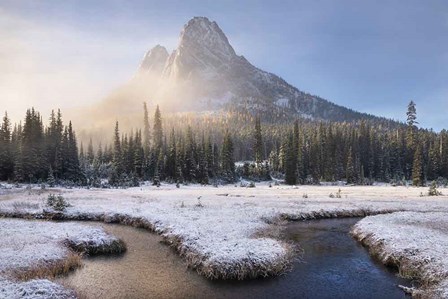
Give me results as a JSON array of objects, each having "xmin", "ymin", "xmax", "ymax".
[{"xmin": 0, "ymin": 0, "xmax": 447, "ymax": 130}]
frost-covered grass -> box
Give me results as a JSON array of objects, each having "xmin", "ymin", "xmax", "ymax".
[
  {"xmin": 352, "ymin": 212, "xmax": 448, "ymax": 298},
  {"xmin": 1, "ymin": 183, "xmax": 448, "ymax": 296},
  {"xmin": 0, "ymin": 219, "xmax": 125, "ymax": 299},
  {"xmin": 0, "ymin": 278, "xmax": 76, "ymax": 299}
]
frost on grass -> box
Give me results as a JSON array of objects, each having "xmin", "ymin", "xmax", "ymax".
[
  {"xmin": 0, "ymin": 278, "xmax": 76, "ymax": 299},
  {"xmin": 2, "ymin": 184, "xmax": 448, "ymax": 283},
  {"xmin": 352, "ymin": 212, "xmax": 448, "ymax": 298},
  {"xmin": 0, "ymin": 219, "xmax": 124, "ymax": 299}
]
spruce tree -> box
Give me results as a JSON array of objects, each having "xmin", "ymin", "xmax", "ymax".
[
  {"xmin": 346, "ymin": 147, "xmax": 356, "ymax": 184},
  {"xmin": 197, "ymin": 135, "xmax": 208, "ymax": 184},
  {"xmin": 285, "ymin": 131, "xmax": 297, "ymax": 185},
  {"xmin": 113, "ymin": 121, "xmax": 122, "ymax": 172},
  {"xmin": 184, "ymin": 126, "xmax": 197, "ymax": 181},
  {"xmin": 254, "ymin": 116, "xmax": 263, "ymax": 164},
  {"xmin": 412, "ymin": 143, "xmax": 424, "ymax": 186},
  {"xmin": 19, "ymin": 108, "xmax": 46, "ymax": 182},
  {"xmin": 133, "ymin": 130, "xmax": 144, "ymax": 178},
  {"xmin": 65, "ymin": 121, "xmax": 82, "ymax": 182},
  {"xmin": 153, "ymin": 105, "xmax": 163, "ymax": 154},
  {"xmin": 166, "ymin": 129, "xmax": 177, "ymax": 181},
  {"xmin": 221, "ymin": 129, "xmax": 235, "ymax": 182},
  {"xmin": 87, "ymin": 138, "xmax": 95, "ymax": 164},
  {"xmin": 406, "ymin": 101, "xmax": 418, "ymax": 178},
  {"xmin": 204, "ymin": 135, "xmax": 214, "ymax": 178},
  {"xmin": 0, "ymin": 112, "xmax": 13, "ymax": 180},
  {"xmin": 143, "ymin": 102, "xmax": 151, "ymax": 155}
]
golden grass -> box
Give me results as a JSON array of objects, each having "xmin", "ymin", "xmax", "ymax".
[{"xmin": 13, "ymin": 252, "xmax": 82, "ymax": 281}]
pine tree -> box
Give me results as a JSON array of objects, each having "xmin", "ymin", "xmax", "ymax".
[
  {"xmin": 113, "ymin": 121, "xmax": 122, "ymax": 173},
  {"xmin": 0, "ymin": 112, "xmax": 13, "ymax": 180},
  {"xmin": 65, "ymin": 121, "xmax": 82, "ymax": 182},
  {"xmin": 428, "ymin": 141, "xmax": 440, "ymax": 180},
  {"xmin": 197, "ymin": 135, "xmax": 208, "ymax": 184},
  {"xmin": 346, "ymin": 147, "xmax": 356, "ymax": 184},
  {"xmin": 143, "ymin": 102, "xmax": 151, "ymax": 155},
  {"xmin": 133, "ymin": 130, "xmax": 144, "ymax": 178},
  {"xmin": 19, "ymin": 108, "xmax": 46, "ymax": 182},
  {"xmin": 53, "ymin": 110, "xmax": 64, "ymax": 179},
  {"xmin": 412, "ymin": 143, "xmax": 424, "ymax": 186},
  {"xmin": 87, "ymin": 138, "xmax": 95, "ymax": 164},
  {"xmin": 166, "ymin": 129, "xmax": 177, "ymax": 181},
  {"xmin": 406, "ymin": 101, "xmax": 418, "ymax": 178},
  {"xmin": 47, "ymin": 166, "xmax": 56, "ymax": 187},
  {"xmin": 285, "ymin": 131, "xmax": 297, "ymax": 185},
  {"xmin": 221, "ymin": 129, "xmax": 235, "ymax": 182},
  {"xmin": 204, "ymin": 135, "xmax": 214, "ymax": 178},
  {"xmin": 254, "ymin": 116, "xmax": 263, "ymax": 164},
  {"xmin": 95, "ymin": 142, "xmax": 103, "ymax": 165},
  {"xmin": 153, "ymin": 105, "xmax": 163, "ymax": 154},
  {"xmin": 184, "ymin": 126, "xmax": 197, "ymax": 181}
]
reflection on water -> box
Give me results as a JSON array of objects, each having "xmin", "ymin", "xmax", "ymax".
[{"xmin": 58, "ymin": 218, "xmax": 411, "ymax": 299}]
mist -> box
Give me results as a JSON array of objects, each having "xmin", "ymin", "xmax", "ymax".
[{"xmin": 0, "ymin": 7, "xmax": 177, "ymax": 138}]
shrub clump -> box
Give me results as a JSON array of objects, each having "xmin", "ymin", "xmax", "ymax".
[
  {"xmin": 46, "ymin": 194, "xmax": 71, "ymax": 211},
  {"xmin": 428, "ymin": 181, "xmax": 442, "ymax": 196}
]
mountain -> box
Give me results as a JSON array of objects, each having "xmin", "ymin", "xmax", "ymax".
[
  {"xmin": 131, "ymin": 16, "xmax": 375, "ymax": 122},
  {"xmin": 73, "ymin": 16, "xmax": 383, "ymax": 141},
  {"xmin": 138, "ymin": 45, "xmax": 169, "ymax": 76}
]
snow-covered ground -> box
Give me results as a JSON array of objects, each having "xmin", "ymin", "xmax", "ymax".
[
  {"xmin": 352, "ymin": 212, "xmax": 448, "ymax": 298},
  {"xmin": 1, "ymin": 183, "xmax": 448, "ymax": 297},
  {"xmin": 0, "ymin": 219, "xmax": 123, "ymax": 299}
]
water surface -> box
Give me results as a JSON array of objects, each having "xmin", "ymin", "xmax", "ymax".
[{"xmin": 58, "ymin": 218, "xmax": 411, "ymax": 299}]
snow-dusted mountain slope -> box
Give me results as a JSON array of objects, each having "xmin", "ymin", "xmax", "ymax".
[{"xmin": 130, "ymin": 17, "xmax": 375, "ymax": 122}]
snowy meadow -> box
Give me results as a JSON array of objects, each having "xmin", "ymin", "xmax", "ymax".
[{"xmin": 0, "ymin": 183, "xmax": 447, "ymax": 298}]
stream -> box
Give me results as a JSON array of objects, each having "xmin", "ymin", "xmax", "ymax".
[{"xmin": 57, "ymin": 218, "xmax": 412, "ymax": 299}]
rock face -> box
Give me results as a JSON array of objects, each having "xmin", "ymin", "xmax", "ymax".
[
  {"xmin": 163, "ymin": 17, "xmax": 236, "ymax": 81},
  {"xmin": 122, "ymin": 17, "xmax": 374, "ymax": 121},
  {"xmin": 138, "ymin": 45, "xmax": 169, "ymax": 76}
]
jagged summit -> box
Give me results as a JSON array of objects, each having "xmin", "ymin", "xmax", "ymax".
[
  {"xmin": 138, "ymin": 45, "xmax": 169, "ymax": 75},
  {"xmin": 163, "ymin": 17, "xmax": 237, "ymax": 80},
  {"xmin": 116, "ymin": 17, "xmax": 377, "ymax": 122}
]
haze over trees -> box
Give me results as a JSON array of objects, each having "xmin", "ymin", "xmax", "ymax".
[{"xmin": 0, "ymin": 101, "xmax": 447, "ymax": 187}]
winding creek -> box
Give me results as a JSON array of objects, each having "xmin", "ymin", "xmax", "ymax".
[{"xmin": 57, "ymin": 218, "xmax": 412, "ymax": 298}]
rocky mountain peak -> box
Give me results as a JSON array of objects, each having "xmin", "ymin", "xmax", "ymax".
[
  {"xmin": 163, "ymin": 16, "xmax": 237, "ymax": 80},
  {"xmin": 180, "ymin": 17, "xmax": 235, "ymax": 57},
  {"xmin": 127, "ymin": 17, "xmax": 374, "ymax": 122},
  {"xmin": 138, "ymin": 45, "xmax": 169, "ymax": 75}
]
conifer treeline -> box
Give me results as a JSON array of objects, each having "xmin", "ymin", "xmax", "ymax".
[
  {"xmin": 88, "ymin": 101, "xmax": 448, "ymax": 187},
  {"xmin": 269, "ymin": 101, "xmax": 448, "ymax": 185},
  {"xmin": 1, "ymin": 101, "xmax": 447, "ymax": 186},
  {"xmin": 0, "ymin": 109, "xmax": 83, "ymax": 183},
  {"xmin": 89, "ymin": 105, "xmax": 236, "ymax": 187}
]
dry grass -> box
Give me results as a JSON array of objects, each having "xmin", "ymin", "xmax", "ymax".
[
  {"xmin": 0, "ymin": 200, "xmax": 415, "ymax": 282},
  {"xmin": 12, "ymin": 201, "xmax": 40, "ymax": 210},
  {"xmin": 0, "ymin": 208, "xmax": 398, "ymax": 281},
  {"xmin": 351, "ymin": 230, "xmax": 443, "ymax": 298},
  {"xmin": 13, "ymin": 252, "xmax": 82, "ymax": 281},
  {"xmin": 281, "ymin": 208, "xmax": 400, "ymax": 221},
  {"xmin": 64, "ymin": 239, "xmax": 126, "ymax": 256}
]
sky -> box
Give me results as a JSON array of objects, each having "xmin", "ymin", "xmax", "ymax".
[{"xmin": 0, "ymin": 0, "xmax": 447, "ymax": 130}]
